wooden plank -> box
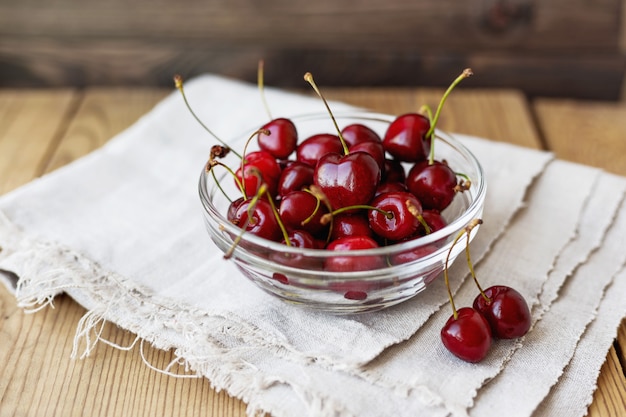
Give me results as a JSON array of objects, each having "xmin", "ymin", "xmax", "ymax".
[
  {"xmin": 0, "ymin": 89, "xmax": 78, "ymax": 194},
  {"xmin": 533, "ymin": 99, "xmax": 626, "ymax": 176},
  {"xmin": 588, "ymin": 346, "xmax": 626, "ymax": 417},
  {"xmin": 1, "ymin": 39, "xmax": 624, "ymax": 101},
  {"xmin": 43, "ymin": 87, "xmax": 170, "ymax": 172},
  {"xmin": 0, "ymin": 1, "xmax": 620, "ymax": 51}
]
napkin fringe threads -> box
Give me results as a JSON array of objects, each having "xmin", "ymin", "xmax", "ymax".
[{"xmin": 0, "ymin": 209, "xmax": 355, "ymax": 417}]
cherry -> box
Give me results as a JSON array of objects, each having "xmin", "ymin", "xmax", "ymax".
[
  {"xmin": 349, "ymin": 140, "xmax": 386, "ymax": 172},
  {"xmin": 440, "ymin": 218, "xmax": 492, "ymax": 362},
  {"xmin": 329, "ymin": 213, "xmax": 373, "ymax": 240},
  {"xmin": 406, "ymin": 160, "xmax": 458, "ymax": 211},
  {"xmin": 313, "ymin": 151, "xmax": 381, "ymax": 210},
  {"xmin": 374, "ymin": 181, "xmax": 407, "ymax": 198},
  {"xmin": 382, "ymin": 158, "xmax": 406, "ymax": 183},
  {"xmin": 226, "ymin": 196, "xmax": 246, "ymax": 223},
  {"xmin": 277, "ymin": 161, "xmax": 314, "ymax": 197},
  {"xmin": 235, "ymin": 150, "xmax": 282, "ymax": 197},
  {"xmin": 296, "ymin": 133, "xmax": 343, "ymax": 167},
  {"xmin": 324, "ymin": 235, "xmax": 385, "ymax": 272},
  {"xmin": 258, "ymin": 118, "xmax": 298, "ymax": 159},
  {"xmin": 389, "ymin": 243, "xmax": 438, "ymax": 265},
  {"xmin": 368, "ymin": 191, "xmax": 423, "ymax": 241},
  {"xmin": 279, "ymin": 190, "xmax": 329, "ymax": 237},
  {"xmin": 417, "ymin": 209, "xmax": 448, "ymax": 236},
  {"xmin": 340, "ymin": 123, "xmax": 382, "ymax": 147},
  {"xmin": 473, "ymin": 285, "xmax": 531, "ymax": 339},
  {"xmin": 441, "ymin": 307, "xmax": 492, "ymax": 363},
  {"xmin": 383, "ymin": 113, "xmax": 432, "ymax": 163},
  {"xmin": 229, "ymin": 197, "xmax": 282, "ymax": 242}
]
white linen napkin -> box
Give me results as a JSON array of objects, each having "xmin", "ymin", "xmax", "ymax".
[{"xmin": 0, "ymin": 74, "xmax": 624, "ymax": 417}]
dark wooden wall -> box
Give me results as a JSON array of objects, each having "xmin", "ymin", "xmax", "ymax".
[{"xmin": 1, "ymin": 0, "xmax": 625, "ymax": 100}]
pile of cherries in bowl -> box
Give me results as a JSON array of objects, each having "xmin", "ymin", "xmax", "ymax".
[{"xmin": 196, "ymin": 69, "xmax": 489, "ymax": 314}]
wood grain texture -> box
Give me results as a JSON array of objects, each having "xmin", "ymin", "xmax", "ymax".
[
  {"xmin": 0, "ymin": 87, "xmax": 624, "ymax": 417},
  {"xmin": 0, "ymin": 90, "xmax": 78, "ymax": 194},
  {"xmin": 533, "ymin": 99, "xmax": 626, "ymax": 176},
  {"xmin": 1, "ymin": 0, "xmax": 625, "ymax": 99}
]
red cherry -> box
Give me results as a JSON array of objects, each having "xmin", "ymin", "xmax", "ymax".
[
  {"xmin": 368, "ymin": 191, "xmax": 422, "ymax": 241},
  {"xmin": 277, "ymin": 161, "xmax": 314, "ymax": 197},
  {"xmin": 473, "ymin": 285, "xmax": 531, "ymax": 339},
  {"xmin": 417, "ymin": 209, "xmax": 448, "ymax": 235},
  {"xmin": 349, "ymin": 141, "xmax": 385, "ymax": 172},
  {"xmin": 389, "ymin": 243, "xmax": 438, "ymax": 265},
  {"xmin": 441, "ymin": 307, "xmax": 492, "ymax": 363},
  {"xmin": 382, "ymin": 158, "xmax": 406, "ymax": 183},
  {"xmin": 226, "ymin": 197, "xmax": 246, "ymax": 222},
  {"xmin": 406, "ymin": 160, "xmax": 458, "ymax": 211},
  {"xmin": 296, "ymin": 134, "xmax": 343, "ymax": 167},
  {"xmin": 374, "ymin": 181, "xmax": 407, "ymax": 198},
  {"xmin": 235, "ymin": 150, "xmax": 282, "ymax": 197},
  {"xmin": 340, "ymin": 123, "xmax": 382, "ymax": 147},
  {"xmin": 324, "ymin": 235, "xmax": 385, "ymax": 272},
  {"xmin": 279, "ymin": 190, "xmax": 329, "ymax": 237},
  {"xmin": 270, "ymin": 229, "xmax": 322, "ymax": 270},
  {"xmin": 258, "ymin": 118, "xmax": 298, "ymax": 159},
  {"xmin": 329, "ymin": 213, "xmax": 373, "ymax": 240},
  {"xmin": 313, "ymin": 151, "xmax": 381, "ymax": 210},
  {"xmin": 382, "ymin": 113, "xmax": 431, "ymax": 163},
  {"xmin": 230, "ymin": 198, "xmax": 281, "ymax": 242}
]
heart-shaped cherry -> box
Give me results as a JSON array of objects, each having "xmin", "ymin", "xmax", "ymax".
[
  {"xmin": 473, "ymin": 285, "xmax": 531, "ymax": 339},
  {"xmin": 441, "ymin": 307, "xmax": 492, "ymax": 363},
  {"xmin": 313, "ymin": 151, "xmax": 381, "ymax": 210}
]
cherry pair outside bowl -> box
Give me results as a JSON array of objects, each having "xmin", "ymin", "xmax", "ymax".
[{"xmin": 199, "ymin": 112, "xmax": 486, "ymax": 314}]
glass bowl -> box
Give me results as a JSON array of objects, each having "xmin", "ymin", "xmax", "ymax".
[{"xmin": 198, "ymin": 112, "xmax": 486, "ymax": 314}]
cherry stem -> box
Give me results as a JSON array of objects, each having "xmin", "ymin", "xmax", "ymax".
[
  {"xmin": 307, "ymin": 185, "xmax": 335, "ymax": 244},
  {"xmin": 240, "ymin": 128, "xmax": 271, "ymax": 197},
  {"xmin": 304, "ymin": 72, "xmax": 350, "ymax": 155},
  {"xmin": 206, "ymin": 159, "xmax": 246, "ymax": 197},
  {"xmin": 301, "ymin": 193, "xmax": 322, "ymax": 226},
  {"xmin": 419, "ymin": 104, "xmax": 434, "ymax": 124},
  {"xmin": 211, "ymin": 169, "xmax": 232, "ymax": 204},
  {"xmin": 426, "ymin": 68, "xmax": 473, "ymax": 165},
  {"xmin": 257, "ymin": 60, "xmax": 273, "ymax": 120},
  {"xmin": 464, "ymin": 220, "xmax": 489, "ymax": 302},
  {"xmin": 406, "ymin": 200, "xmax": 431, "ymax": 234},
  {"xmin": 320, "ymin": 205, "xmax": 391, "ymax": 225},
  {"xmin": 454, "ymin": 172, "xmax": 472, "ymax": 193},
  {"xmin": 443, "ymin": 217, "xmax": 482, "ymax": 319},
  {"xmin": 224, "ymin": 183, "xmax": 268, "ymax": 259},
  {"xmin": 174, "ymin": 75, "xmax": 243, "ymax": 160},
  {"xmin": 264, "ymin": 188, "xmax": 292, "ymax": 247}
]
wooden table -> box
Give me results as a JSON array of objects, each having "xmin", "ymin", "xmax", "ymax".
[{"xmin": 0, "ymin": 85, "xmax": 625, "ymax": 416}]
